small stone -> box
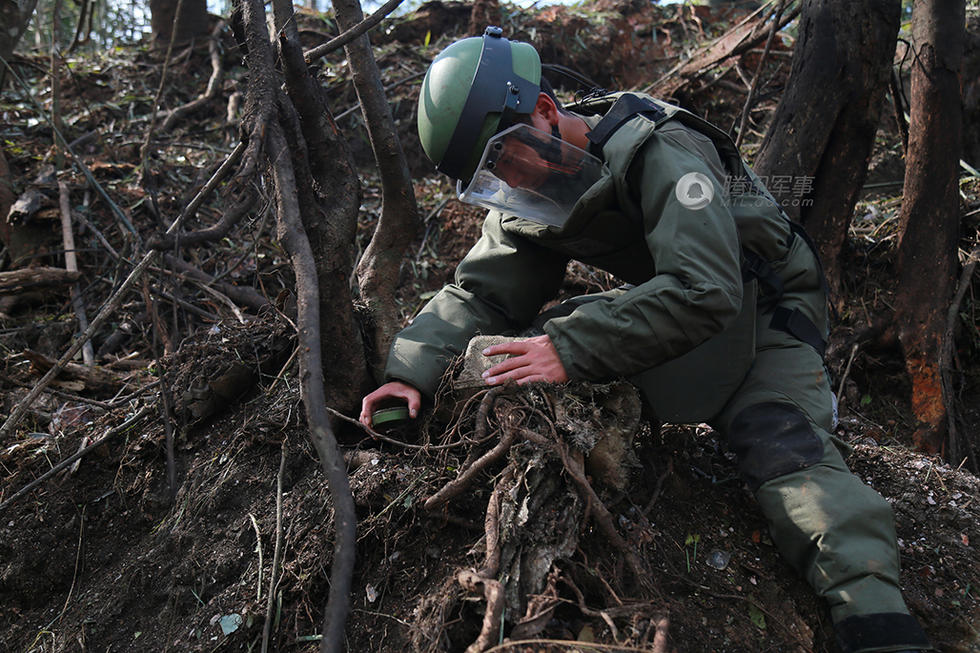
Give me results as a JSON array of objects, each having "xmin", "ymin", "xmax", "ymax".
[{"xmin": 706, "ymin": 550, "xmax": 731, "ymax": 570}]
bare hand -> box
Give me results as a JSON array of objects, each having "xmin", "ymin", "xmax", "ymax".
[
  {"xmin": 359, "ymin": 381, "xmax": 422, "ymax": 427},
  {"xmin": 481, "ymin": 334, "xmax": 569, "ymax": 386}
]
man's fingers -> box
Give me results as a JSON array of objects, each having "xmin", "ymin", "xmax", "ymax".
[
  {"xmin": 483, "ymin": 354, "xmax": 528, "ymax": 379},
  {"xmin": 516, "ymin": 374, "xmax": 548, "ymax": 385},
  {"xmin": 403, "ymin": 391, "xmax": 421, "ymax": 418},
  {"xmin": 483, "ymin": 341, "xmax": 529, "ymax": 357},
  {"xmin": 359, "ymin": 381, "xmax": 423, "ymax": 425},
  {"xmin": 484, "ymin": 362, "xmax": 536, "ymax": 385}
]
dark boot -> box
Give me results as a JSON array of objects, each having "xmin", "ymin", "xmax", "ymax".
[{"xmin": 834, "ymin": 613, "xmax": 932, "ymax": 653}]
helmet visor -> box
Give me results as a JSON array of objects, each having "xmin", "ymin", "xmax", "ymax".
[{"xmin": 456, "ymin": 123, "xmax": 606, "ymax": 228}]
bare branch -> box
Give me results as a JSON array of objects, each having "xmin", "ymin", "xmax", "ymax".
[
  {"xmin": 303, "ymin": 0, "xmax": 405, "ymax": 63},
  {"xmin": 59, "ymin": 181, "xmax": 95, "ymax": 366},
  {"xmin": 267, "ymin": 122, "xmax": 356, "ymax": 653},
  {"xmin": 147, "ymin": 189, "xmax": 255, "ymax": 250},
  {"xmin": 261, "ymin": 443, "xmax": 287, "ymax": 653},
  {"xmin": 160, "ymin": 21, "xmax": 228, "ymax": 132},
  {"xmin": 333, "ymin": 0, "xmax": 420, "ymax": 370}
]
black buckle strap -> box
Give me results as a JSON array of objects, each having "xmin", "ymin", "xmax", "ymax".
[
  {"xmin": 770, "ymin": 306, "xmax": 827, "ymax": 358},
  {"xmin": 585, "ymin": 93, "xmax": 666, "ymax": 159},
  {"xmin": 741, "ymin": 249, "xmax": 784, "ymax": 308}
]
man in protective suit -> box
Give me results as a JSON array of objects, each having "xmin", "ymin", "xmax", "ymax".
[{"xmin": 360, "ymin": 27, "xmax": 931, "ymax": 653}]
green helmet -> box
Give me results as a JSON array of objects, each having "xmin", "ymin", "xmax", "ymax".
[{"xmin": 418, "ymin": 27, "xmax": 541, "ymax": 182}]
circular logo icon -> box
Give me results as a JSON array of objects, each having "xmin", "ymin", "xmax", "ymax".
[{"xmin": 675, "ymin": 172, "xmax": 714, "ymax": 210}]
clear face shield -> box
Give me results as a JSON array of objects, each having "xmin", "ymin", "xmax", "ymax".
[{"xmin": 456, "ymin": 123, "xmax": 607, "ymax": 228}]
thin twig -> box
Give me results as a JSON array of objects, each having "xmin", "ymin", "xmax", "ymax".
[
  {"xmin": 140, "ymin": 0, "xmax": 187, "ymax": 184},
  {"xmin": 485, "ymin": 638, "xmax": 663, "ymax": 652},
  {"xmin": 423, "ymin": 426, "xmax": 518, "ymax": 511},
  {"xmin": 56, "ymin": 506, "xmax": 84, "ymax": 624},
  {"xmin": 262, "ymin": 443, "xmax": 287, "ymax": 653},
  {"xmin": 58, "ymin": 181, "xmax": 94, "ymax": 366},
  {"xmin": 160, "ymin": 21, "xmax": 227, "ymax": 131},
  {"xmin": 0, "ymin": 405, "xmax": 154, "ymax": 513},
  {"xmin": 323, "ymin": 404, "xmax": 487, "ymax": 451},
  {"xmin": 734, "ymin": 0, "xmax": 786, "ymax": 150},
  {"xmin": 249, "ymin": 512, "xmax": 264, "ymax": 601},
  {"xmin": 642, "ymin": 458, "xmax": 673, "ymax": 517},
  {"xmin": 335, "ymin": 70, "xmax": 425, "ymax": 121},
  {"xmin": 943, "ymin": 245, "xmax": 980, "ymax": 469},
  {"xmin": 161, "ymin": 251, "xmax": 269, "ymax": 313},
  {"xmin": 835, "ymin": 343, "xmax": 860, "ymax": 406},
  {"xmin": 303, "ymin": 0, "xmax": 405, "ymax": 63},
  {"xmin": 193, "ymin": 279, "xmax": 246, "ymax": 323}
]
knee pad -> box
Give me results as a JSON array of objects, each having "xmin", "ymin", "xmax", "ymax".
[{"xmin": 727, "ymin": 402, "xmax": 825, "ymax": 490}]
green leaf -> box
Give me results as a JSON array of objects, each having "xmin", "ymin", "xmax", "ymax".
[
  {"xmin": 424, "ymin": 30, "xmax": 431, "ymax": 48},
  {"xmin": 749, "ymin": 604, "xmax": 766, "ymax": 630},
  {"xmin": 860, "ymin": 394, "xmax": 872, "ymax": 406}
]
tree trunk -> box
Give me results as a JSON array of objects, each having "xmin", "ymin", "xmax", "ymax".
[
  {"xmin": 962, "ymin": 11, "xmax": 980, "ymax": 170},
  {"xmin": 0, "ymin": 148, "xmax": 14, "ymax": 243},
  {"xmin": 894, "ymin": 0, "xmax": 965, "ymax": 455},
  {"xmin": 753, "ymin": 0, "xmax": 900, "ymax": 300},
  {"xmin": 333, "ymin": 0, "xmax": 421, "ymax": 378},
  {"xmin": 236, "ymin": 0, "xmax": 360, "ymax": 649},
  {"xmin": 149, "ymin": 0, "xmax": 209, "ymax": 50},
  {"xmin": 0, "ymin": 0, "xmax": 39, "ymax": 91},
  {"xmin": 274, "ymin": 4, "xmax": 371, "ymax": 413}
]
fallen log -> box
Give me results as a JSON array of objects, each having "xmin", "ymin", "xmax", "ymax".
[
  {"xmin": 0, "ymin": 267, "xmax": 80, "ymax": 295},
  {"xmin": 648, "ymin": 3, "xmax": 800, "ymax": 99},
  {"xmin": 22, "ymin": 349, "xmax": 123, "ymax": 394}
]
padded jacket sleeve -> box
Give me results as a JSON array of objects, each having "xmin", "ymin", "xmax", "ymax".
[
  {"xmin": 543, "ymin": 124, "xmax": 744, "ymax": 380},
  {"xmin": 384, "ymin": 211, "xmax": 569, "ymax": 397}
]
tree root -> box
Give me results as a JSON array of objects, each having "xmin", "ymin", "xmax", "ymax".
[
  {"xmin": 457, "ymin": 569, "xmax": 505, "ymax": 653},
  {"xmin": 426, "ymin": 384, "xmax": 658, "ymax": 651},
  {"xmin": 552, "ymin": 439, "xmax": 648, "ymax": 585},
  {"xmin": 423, "ymin": 424, "xmax": 517, "ymax": 512}
]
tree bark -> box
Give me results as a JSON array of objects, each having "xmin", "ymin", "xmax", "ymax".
[
  {"xmin": 332, "ymin": 0, "xmax": 421, "ymax": 377},
  {"xmin": 894, "ymin": 0, "xmax": 965, "ymax": 455},
  {"xmin": 753, "ymin": 0, "xmax": 901, "ymax": 300},
  {"xmin": 0, "ymin": 0, "xmax": 38, "ymax": 91},
  {"xmin": 149, "ymin": 0, "xmax": 209, "ymax": 50},
  {"xmin": 277, "ymin": 10, "xmax": 371, "ymax": 412},
  {"xmin": 0, "ymin": 147, "xmax": 14, "ymax": 243},
  {"xmin": 962, "ymin": 11, "xmax": 980, "ymax": 170},
  {"xmin": 236, "ymin": 0, "xmax": 361, "ymax": 649},
  {"xmin": 0, "ymin": 267, "xmax": 80, "ymax": 294}
]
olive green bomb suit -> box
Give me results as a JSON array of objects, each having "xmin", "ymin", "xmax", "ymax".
[{"xmin": 386, "ymin": 94, "xmax": 930, "ymax": 652}]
